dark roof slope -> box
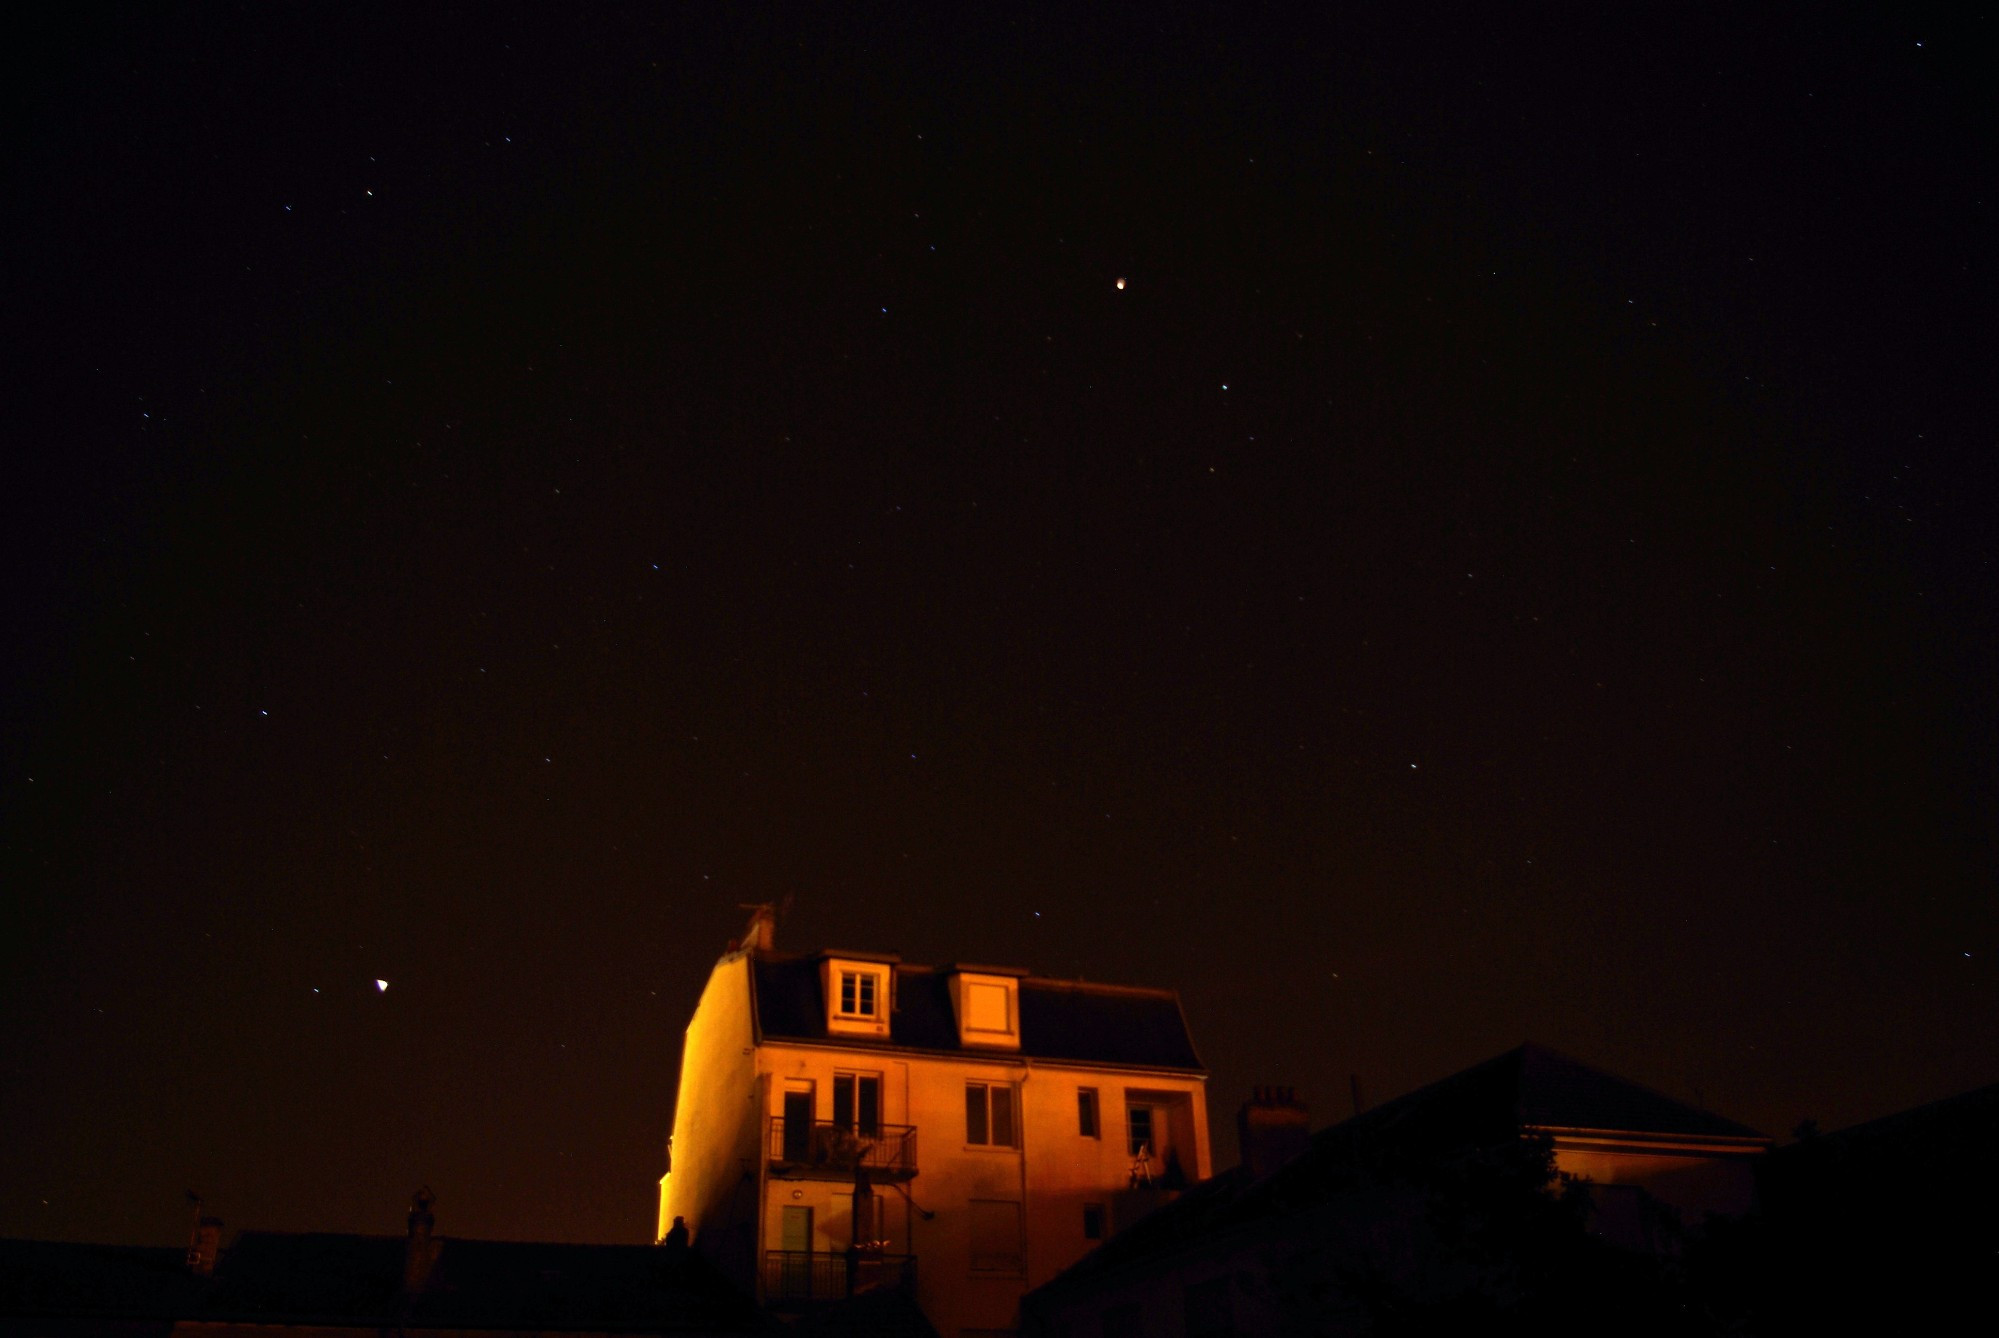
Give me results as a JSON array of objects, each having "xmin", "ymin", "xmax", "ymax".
[
  {"xmin": 1027, "ymin": 1044, "xmax": 1765, "ymax": 1305},
  {"xmin": 0, "ymin": 1238, "xmax": 196, "ymax": 1320},
  {"xmin": 206, "ymin": 1233, "xmax": 760, "ymax": 1330},
  {"xmin": 1765, "ymin": 1077, "xmax": 1999, "ymax": 1197},
  {"xmin": 749, "ymin": 954, "xmax": 1202, "ymax": 1071},
  {"xmin": 1345, "ymin": 1044, "xmax": 1765, "ymax": 1146},
  {"xmin": 0, "ymin": 1233, "xmax": 761, "ymax": 1332}
]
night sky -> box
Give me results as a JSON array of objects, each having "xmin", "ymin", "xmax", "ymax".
[{"xmin": 4, "ymin": 4, "xmax": 1992, "ymax": 1247}]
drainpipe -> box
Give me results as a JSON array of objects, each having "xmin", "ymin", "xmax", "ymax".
[{"xmin": 1017, "ymin": 1060, "xmax": 1033, "ymax": 1285}]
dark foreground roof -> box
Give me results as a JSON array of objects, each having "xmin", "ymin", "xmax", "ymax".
[
  {"xmin": 1028, "ymin": 1044, "xmax": 1765, "ymax": 1304},
  {"xmin": 750, "ymin": 954, "xmax": 1203, "ymax": 1071},
  {"xmin": 1765, "ymin": 1076, "xmax": 1999, "ymax": 1200},
  {"xmin": 0, "ymin": 1234, "xmax": 761, "ymax": 1333},
  {"xmin": 0, "ymin": 1239, "xmax": 196, "ymax": 1322},
  {"xmin": 782, "ymin": 1285, "xmax": 941, "ymax": 1338},
  {"xmin": 1348, "ymin": 1043, "xmax": 1767, "ymax": 1147}
]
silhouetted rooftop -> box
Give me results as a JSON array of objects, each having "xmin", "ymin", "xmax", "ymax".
[
  {"xmin": 1028, "ymin": 1044, "xmax": 1766, "ymax": 1304},
  {"xmin": 1347, "ymin": 1043, "xmax": 1767, "ymax": 1146},
  {"xmin": 0, "ymin": 1232, "xmax": 761, "ymax": 1332}
]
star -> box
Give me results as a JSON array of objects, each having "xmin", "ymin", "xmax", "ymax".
[{"xmin": 375, "ymin": 979, "xmax": 389, "ymax": 992}]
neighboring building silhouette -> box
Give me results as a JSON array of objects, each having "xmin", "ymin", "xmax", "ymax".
[
  {"xmin": 0, "ymin": 1191, "xmax": 761, "ymax": 1337},
  {"xmin": 1738, "ymin": 1078, "xmax": 1999, "ymax": 1332},
  {"xmin": 1024, "ymin": 1044, "xmax": 1770, "ymax": 1336},
  {"xmin": 659, "ymin": 908, "xmax": 1210, "ymax": 1337}
]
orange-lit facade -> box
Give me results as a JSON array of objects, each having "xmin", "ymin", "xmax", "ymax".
[{"xmin": 658, "ymin": 918, "xmax": 1209, "ymax": 1336}]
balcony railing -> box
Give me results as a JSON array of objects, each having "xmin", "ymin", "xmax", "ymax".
[
  {"xmin": 767, "ymin": 1118, "xmax": 918, "ymax": 1178},
  {"xmin": 762, "ymin": 1250, "xmax": 917, "ymax": 1303}
]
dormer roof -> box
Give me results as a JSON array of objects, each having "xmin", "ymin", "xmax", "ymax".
[{"xmin": 745, "ymin": 952, "xmax": 1204, "ymax": 1073}]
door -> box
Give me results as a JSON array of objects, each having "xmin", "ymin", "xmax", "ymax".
[
  {"xmin": 782, "ymin": 1087, "xmax": 814, "ymax": 1162},
  {"xmin": 781, "ymin": 1204, "xmax": 813, "ymax": 1252},
  {"xmin": 779, "ymin": 1205, "xmax": 813, "ymax": 1297}
]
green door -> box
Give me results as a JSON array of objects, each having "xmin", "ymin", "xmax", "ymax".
[
  {"xmin": 781, "ymin": 1205, "xmax": 813, "ymax": 1252},
  {"xmin": 778, "ymin": 1205, "xmax": 813, "ymax": 1298}
]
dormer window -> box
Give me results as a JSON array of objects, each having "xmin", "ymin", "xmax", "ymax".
[
  {"xmin": 838, "ymin": 970, "xmax": 879, "ymax": 1018},
  {"xmin": 948, "ymin": 966, "xmax": 1025, "ymax": 1050},
  {"xmin": 820, "ymin": 954, "xmax": 895, "ymax": 1038}
]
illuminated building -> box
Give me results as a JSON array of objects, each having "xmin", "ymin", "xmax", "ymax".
[{"xmin": 658, "ymin": 908, "xmax": 1210, "ymax": 1336}]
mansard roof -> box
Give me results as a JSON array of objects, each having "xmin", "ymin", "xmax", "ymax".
[{"xmin": 747, "ymin": 952, "xmax": 1204, "ymax": 1073}]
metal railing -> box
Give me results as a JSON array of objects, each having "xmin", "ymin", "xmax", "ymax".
[
  {"xmin": 762, "ymin": 1250, "xmax": 917, "ymax": 1303},
  {"xmin": 767, "ymin": 1118, "xmax": 918, "ymax": 1177}
]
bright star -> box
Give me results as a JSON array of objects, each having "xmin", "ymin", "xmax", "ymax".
[{"xmin": 375, "ymin": 979, "xmax": 389, "ymax": 992}]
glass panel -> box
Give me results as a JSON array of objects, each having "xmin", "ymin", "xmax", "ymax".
[
  {"xmin": 858, "ymin": 1075, "xmax": 880, "ymax": 1134},
  {"xmin": 1128, "ymin": 1105, "xmax": 1154, "ymax": 1156},
  {"xmin": 966, "ymin": 1083, "xmax": 989, "ymax": 1144},
  {"xmin": 1078, "ymin": 1088, "xmax": 1099, "ymax": 1137},
  {"xmin": 991, "ymin": 1085, "xmax": 1016, "ymax": 1148},
  {"xmin": 833, "ymin": 1075, "xmax": 854, "ymax": 1129},
  {"xmin": 783, "ymin": 1091, "xmax": 813, "ymax": 1161}
]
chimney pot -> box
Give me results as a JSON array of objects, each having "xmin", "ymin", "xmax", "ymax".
[
  {"xmin": 1238, "ymin": 1085, "xmax": 1311, "ymax": 1179},
  {"xmin": 186, "ymin": 1217, "xmax": 222, "ymax": 1277},
  {"xmin": 403, "ymin": 1187, "xmax": 439, "ymax": 1294}
]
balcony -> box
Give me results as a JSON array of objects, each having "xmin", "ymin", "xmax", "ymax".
[
  {"xmin": 762, "ymin": 1249, "xmax": 917, "ymax": 1304},
  {"xmin": 767, "ymin": 1117, "xmax": 918, "ymax": 1179}
]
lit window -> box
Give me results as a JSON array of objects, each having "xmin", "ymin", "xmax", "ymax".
[
  {"xmin": 966, "ymin": 1082, "xmax": 1018, "ymax": 1148},
  {"xmin": 1078, "ymin": 1087, "xmax": 1100, "ymax": 1138},
  {"xmin": 1128, "ymin": 1104, "xmax": 1154, "ymax": 1157},
  {"xmin": 838, "ymin": 970, "xmax": 878, "ymax": 1017}
]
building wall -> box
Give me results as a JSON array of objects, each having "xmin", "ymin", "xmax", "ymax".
[
  {"xmin": 1552, "ymin": 1142, "xmax": 1761, "ymax": 1238},
  {"xmin": 750, "ymin": 1039, "xmax": 1208, "ymax": 1337},
  {"xmin": 660, "ymin": 953, "xmax": 760, "ymax": 1278}
]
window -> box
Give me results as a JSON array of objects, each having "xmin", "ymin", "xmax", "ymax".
[
  {"xmin": 968, "ymin": 1199, "xmax": 1024, "ymax": 1275},
  {"xmin": 1183, "ymin": 1277, "xmax": 1232, "ymax": 1338},
  {"xmin": 965, "ymin": 1082, "xmax": 1017, "ymax": 1147},
  {"xmin": 838, "ymin": 970, "xmax": 879, "ymax": 1017},
  {"xmin": 1082, "ymin": 1203, "xmax": 1106, "ymax": 1240},
  {"xmin": 1127, "ymin": 1104, "xmax": 1154, "ymax": 1156},
  {"xmin": 1078, "ymin": 1087, "xmax": 1100, "ymax": 1138},
  {"xmin": 833, "ymin": 1073, "xmax": 881, "ymax": 1133}
]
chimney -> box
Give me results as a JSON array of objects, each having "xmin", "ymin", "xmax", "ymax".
[
  {"xmin": 1237, "ymin": 1085, "xmax": 1311, "ymax": 1180},
  {"xmin": 185, "ymin": 1202, "xmax": 222, "ymax": 1277},
  {"xmin": 403, "ymin": 1187, "xmax": 439, "ymax": 1294},
  {"xmin": 738, "ymin": 903, "xmax": 776, "ymax": 954}
]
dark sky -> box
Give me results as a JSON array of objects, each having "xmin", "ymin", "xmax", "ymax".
[{"xmin": 4, "ymin": 3, "xmax": 1992, "ymax": 1247}]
